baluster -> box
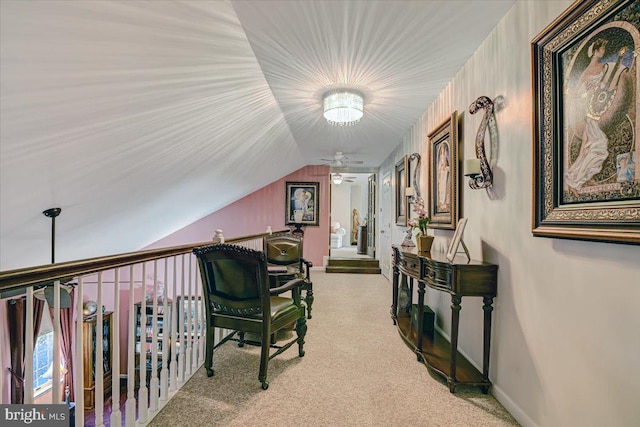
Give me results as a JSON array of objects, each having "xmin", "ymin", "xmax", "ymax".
[
  {"xmin": 24, "ymin": 287, "xmax": 34, "ymax": 404},
  {"xmin": 178, "ymin": 254, "xmax": 186, "ymax": 385},
  {"xmin": 75, "ymin": 277, "xmax": 85, "ymax": 427},
  {"xmin": 186, "ymin": 255, "xmax": 193, "ymax": 376},
  {"xmin": 191, "ymin": 255, "xmax": 198, "ymax": 372},
  {"xmin": 53, "ymin": 280, "xmax": 62, "ymax": 404},
  {"xmin": 200, "ymin": 272, "xmax": 206, "ymax": 365},
  {"xmin": 95, "ymin": 274, "xmax": 104, "ymax": 427},
  {"xmin": 125, "ymin": 266, "xmax": 136, "ymax": 426},
  {"xmin": 192, "ymin": 255, "xmax": 202, "ymax": 371},
  {"xmin": 169, "ymin": 256, "xmax": 178, "ymax": 392},
  {"xmin": 149, "ymin": 260, "xmax": 159, "ymax": 413},
  {"xmin": 137, "ymin": 263, "xmax": 148, "ymax": 426},
  {"xmin": 160, "ymin": 258, "xmax": 169, "ymax": 402},
  {"xmin": 110, "ymin": 269, "xmax": 122, "ymax": 427}
]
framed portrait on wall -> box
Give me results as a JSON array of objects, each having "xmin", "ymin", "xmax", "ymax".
[
  {"xmin": 395, "ymin": 156, "xmax": 408, "ymax": 225},
  {"xmin": 285, "ymin": 181, "xmax": 320, "ymax": 226},
  {"xmin": 532, "ymin": 0, "xmax": 640, "ymax": 244},
  {"xmin": 428, "ymin": 111, "xmax": 459, "ymax": 230}
]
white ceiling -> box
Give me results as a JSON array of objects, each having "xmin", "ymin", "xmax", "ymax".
[{"xmin": 0, "ymin": 0, "xmax": 515, "ymax": 270}]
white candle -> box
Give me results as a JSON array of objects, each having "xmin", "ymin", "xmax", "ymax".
[{"xmin": 465, "ymin": 158, "xmax": 481, "ymax": 176}]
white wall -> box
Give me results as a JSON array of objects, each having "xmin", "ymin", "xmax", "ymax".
[{"xmin": 380, "ymin": 1, "xmax": 640, "ymax": 426}]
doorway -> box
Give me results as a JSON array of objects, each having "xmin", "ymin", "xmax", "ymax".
[{"xmin": 329, "ymin": 173, "xmax": 375, "ymax": 259}]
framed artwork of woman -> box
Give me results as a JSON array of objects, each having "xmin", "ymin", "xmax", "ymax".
[
  {"xmin": 428, "ymin": 111, "xmax": 459, "ymax": 230},
  {"xmin": 532, "ymin": 0, "xmax": 640, "ymax": 244}
]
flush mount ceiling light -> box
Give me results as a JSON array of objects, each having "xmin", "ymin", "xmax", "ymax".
[{"xmin": 323, "ymin": 90, "xmax": 364, "ymax": 126}]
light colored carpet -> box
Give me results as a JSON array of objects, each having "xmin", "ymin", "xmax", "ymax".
[{"xmin": 150, "ymin": 272, "xmax": 518, "ymax": 426}]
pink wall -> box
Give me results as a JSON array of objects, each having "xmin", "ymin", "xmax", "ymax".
[{"xmin": 146, "ymin": 165, "xmax": 331, "ymax": 266}]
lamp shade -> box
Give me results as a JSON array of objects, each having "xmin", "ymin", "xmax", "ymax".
[{"xmin": 323, "ymin": 90, "xmax": 364, "ymax": 126}]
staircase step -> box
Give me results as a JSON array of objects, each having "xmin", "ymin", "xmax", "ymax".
[
  {"xmin": 327, "ymin": 258, "xmax": 379, "ymax": 267},
  {"xmin": 325, "ymin": 266, "xmax": 382, "ymax": 274}
]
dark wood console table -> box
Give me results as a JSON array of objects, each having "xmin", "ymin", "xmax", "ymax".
[{"xmin": 391, "ymin": 245, "xmax": 498, "ymax": 393}]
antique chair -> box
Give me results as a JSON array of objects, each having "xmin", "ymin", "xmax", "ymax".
[
  {"xmin": 264, "ymin": 234, "xmax": 314, "ymax": 319},
  {"xmin": 193, "ymin": 243, "xmax": 307, "ymax": 390}
]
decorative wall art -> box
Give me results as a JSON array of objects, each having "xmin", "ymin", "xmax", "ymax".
[
  {"xmin": 395, "ymin": 156, "xmax": 408, "ymax": 226},
  {"xmin": 467, "ymin": 96, "xmax": 497, "ymax": 189},
  {"xmin": 532, "ymin": 0, "xmax": 640, "ymax": 244},
  {"xmin": 428, "ymin": 111, "xmax": 459, "ymax": 230},
  {"xmin": 285, "ymin": 181, "xmax": 320, "ymax": 226}
]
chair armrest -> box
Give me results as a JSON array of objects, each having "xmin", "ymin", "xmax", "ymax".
[{"xmin": 270, "ymin": 278, "xmax": 306, "ymax": 296}]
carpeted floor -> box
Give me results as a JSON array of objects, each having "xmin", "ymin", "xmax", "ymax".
[{"xmin": 150, "ymin": 272, "xmax": 519, "ymax": 426}]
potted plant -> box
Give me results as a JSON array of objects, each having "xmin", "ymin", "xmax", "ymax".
[{"xmin": 408, "ymin": 197, "xmax": 433, "ymax": 252}]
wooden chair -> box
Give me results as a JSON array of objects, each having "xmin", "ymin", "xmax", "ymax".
[
  {"xmin": 264, "ymin": 234, "xmax": 314, "ymax": 319},
  {"xmin": 193, "ymin": 243, "xmax": 307, "ymax": 390}
]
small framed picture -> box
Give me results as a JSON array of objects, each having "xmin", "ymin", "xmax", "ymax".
[
  {"xmin": 446, "ymin": 218, "xmax": 469, "ymax": 263},
  {"xmin": 285, "ymin": 182, "xmax": 320, "ymax": 226}
]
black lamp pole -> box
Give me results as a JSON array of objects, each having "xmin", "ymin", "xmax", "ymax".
[{"xmin": 43, "ymin": 207, "xmax": 61, "ymax": 264}]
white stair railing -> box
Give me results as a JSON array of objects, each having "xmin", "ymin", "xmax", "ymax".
[{"xmin": 0, "ymin": 229, "xmax": 286, "ymax": 426}]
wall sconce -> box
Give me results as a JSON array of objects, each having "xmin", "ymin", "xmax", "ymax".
[
  {"xmin": 407, "ymin": 153, "xmax": 421, "ymax": 200},
  {"xmin": 405, "ymin": 186, "xmax": 415, "ymax": 201},
  {"xmin": 465, "ymin": 96, "xmax": 496, "ymax": 189}
]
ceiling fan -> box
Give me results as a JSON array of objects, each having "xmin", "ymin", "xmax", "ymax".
[
  {"xmin": 331, "ymin": 173, "xmax": 356, "ymax": 185},
  {"xmin": 320, "ymin": 151, "xmax": 364, "ymax": 167}
]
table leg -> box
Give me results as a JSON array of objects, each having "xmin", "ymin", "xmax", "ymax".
[
  {"xmin": 482, "ymin": 296, "xmax": 494, "ymax": 388},
  {"xmin": 391, "ymin": 264, "xmax": 399, "ymax": 324},
  {"xmin": 449, "ymin": 295, "xmax": 462, "ymax": 393},
  {"xmin": 416, "ymin": 281, "xmax": 426, "ymax": 354}
]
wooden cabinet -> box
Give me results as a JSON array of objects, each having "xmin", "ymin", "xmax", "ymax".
[
  {"xmin": 391, "ymin": 245, "xmax": 498, "ymax": 393},
  {"xmin": 82, "ymin": 312, "xmax": 113, "ymax": 409}
]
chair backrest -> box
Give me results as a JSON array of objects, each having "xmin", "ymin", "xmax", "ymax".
[
  {"xmin": 264, "ymin": 235, "xmax": 303, "ymax": 267},
  {"xmin": 193, "ymin": 244, "xmax": 270, "ymax": 315}
]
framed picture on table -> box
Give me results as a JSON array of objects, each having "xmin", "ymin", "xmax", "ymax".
[
  {"xmin": 285, "ymin": 181, "xmax": 320, "ymax": 226},
  {"xmin": 446, "ymin": 218, "xmax": 469, "ymax": 263},
  {"xmin": 532, "ymin": 0, "xmax": 640, "ymax": 244}
]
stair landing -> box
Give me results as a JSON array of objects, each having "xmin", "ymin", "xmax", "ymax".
[{"xmin": 325, "ymin": 258, "xmax": 381, "ymax": 274}]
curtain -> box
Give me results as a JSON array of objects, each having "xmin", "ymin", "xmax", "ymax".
[
  {"xmin": 48, "ymin": 289, "xmax": 75, "ymax": 401},
  {"xmin": 6, "ymin": 296, "xmax": 45, "ymax": 404}
]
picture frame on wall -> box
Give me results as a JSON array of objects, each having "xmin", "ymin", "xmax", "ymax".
[
  {"xmin": 428, "ymin": 111, "xmax": 459, "ymax": 230},
  {"xmin": 532, "ymin": 0, "xmax": 640, "ymax": 244},
  {"xmin": 285, "ymin": 181, "xmax": 320, "ymax": 226},
  {"xmin": 395, "ymin": 156, "xmax": 408, "ymax": 226}
]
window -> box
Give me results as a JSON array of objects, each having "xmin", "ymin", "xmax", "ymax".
[
  {"xmin": 33, "ymin": 306, "xmax": 56, "ymax": 396},
  {"xmin": 33, "ymin": 331, "xmax": 54, "ymax": 394}
]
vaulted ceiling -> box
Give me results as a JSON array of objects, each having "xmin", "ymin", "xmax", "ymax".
[{"xmin": 0, "ymin": 0, "xmax": 515, "ymax": 270}]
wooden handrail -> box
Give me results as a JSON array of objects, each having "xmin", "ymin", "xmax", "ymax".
[{"xmin": 0, "ymin": 229, "xmax": 290, "ymax": 292}]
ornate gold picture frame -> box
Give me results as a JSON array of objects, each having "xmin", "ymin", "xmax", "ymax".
[
  {"xmin": 532, "ymin": 0, "xmax": 639, "ymax": 244},
  {"xmin": 428, "ymin": 111, "xmax": 459, "ymax": 230}
]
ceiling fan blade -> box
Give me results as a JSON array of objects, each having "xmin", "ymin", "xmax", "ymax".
[{"xmin": 346, "ymin": 160, "xmax": 364, "ymax": 164}]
